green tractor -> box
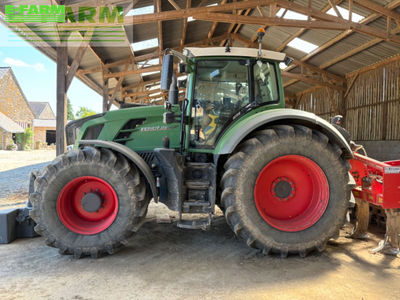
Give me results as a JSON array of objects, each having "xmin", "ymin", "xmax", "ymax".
[{"xmin": 29, "ymin": 40, "xmax": 353, "ymax": 258}]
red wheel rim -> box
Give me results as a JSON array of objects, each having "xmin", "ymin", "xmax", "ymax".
[
  {"xmin": 57, "ymin": 176, "xmax": 118, "ymax": 235},
  {"xmin": 254, "ymin": 155, "xmax": 329, "ymax": 232}
]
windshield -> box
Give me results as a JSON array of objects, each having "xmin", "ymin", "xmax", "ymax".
[{"xmin": 190, "ymin": 59, "xmax": 250, "ymax": 147}]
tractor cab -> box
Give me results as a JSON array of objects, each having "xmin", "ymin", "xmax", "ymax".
[{"xmin": 161, "ymin": 46, "xmax": 289, "ymax": 150}]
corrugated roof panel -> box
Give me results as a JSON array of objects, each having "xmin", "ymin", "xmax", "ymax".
[
  {"xmin": 307, "ymin": 33, "xmax": 374, "ymax": 68},
  {"xmin": 326, "ymin": 42, "xmax": 400, "ymax": 74},
  {"xmin": 300, "ymin": 29, "xmax": 342, "ymax": 47}
]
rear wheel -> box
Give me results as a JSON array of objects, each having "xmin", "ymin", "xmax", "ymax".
[
  {"xmin": 221, "ymin": 125, "xmax": 351, "ymax": 257},
  {"xmin": 29, "ymin": 147, "xmax": 149, "ymax": 258}
]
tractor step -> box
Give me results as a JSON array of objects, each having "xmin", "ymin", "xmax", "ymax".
[
  {"xmin": 182, "ymin": 200, "xmax": 212, "ymax": 213},
  {"xmin": 177, "ymin": 213, "xmax": 212, "ymax": 230},
  {"xmin": 185, "ymin": 180, "xmax": 210, "ymax": 190}
]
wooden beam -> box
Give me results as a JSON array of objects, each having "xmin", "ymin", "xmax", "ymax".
[
  {"xmin": 285, "ymin": 0, "xmax": 400, "ymax": 67},
  {"xmin": 104, "ymin": 65, "xmax": 162, "ymax": 79},
  {"xmin": 156, "ymin": 0, "xmax": 163, "ymax": 62},
  {"xmin": 231, "ymin": 33, "xmax": 257, "ymax": 47},
  {"xmin": 275, "ymin": 0, "xmax": 400, "ymax": 44},
  {"xmin": 168, "ymin": 0, "xmax": 181, "ymax": 10},
  {"xmin": 327, "ymin": 0, "xmax": 343, "ymax": 19},
  {"xmin": 65, "ymin": 30, "xmax": 93, "ymax": 91},
  {"xmin": 234, "ymin": 33, "xmax": 345, "ymax": 86},
  {"xmin": 275, "ymin": 28, "xmax": 306, "ymax": 52},
  {"xmin": 56, "ymin": 42, "xmax": 67, "ymax": 156},
  {"xmin": 124, "ymin": 89, "xmax": 161, "ymax": 98},
  {"xmin": 180, "ymin": 0, "xmax": 191, "ymax": 50},
  {"xmin": 292, "ymin": 59, "xmax": 345, "ymax": 84},
  {"xmin": 185, "ymin": 33, "xmax": 229, "ymax": 47},
  {"xmin": 278, "ymin": 0, "xmax": 400, "ymax": 88},
  {"xmin": 325, "ymin": 87, "xmax": 339, "ymax": 114},
  {"xmin": 344, "ymin": 72, "xmax": 359, "ymax": 99},
  {"xmin": 346, "ymin": 53, "xmax": 400, "ymax": 77},
  {"xmin": 275, "ymin": 0, "xmax": 344, "ymax": 52},
  {"xmin": 193, "ymin": 13, "xmax": 349, "ymax": 30},
  {"xmin": 192, "ymin": 11, "xmax": 400, "ymax": 45},
  {"xmin": 78, "ymin": 53, "xmax": 159, "ymax": 75},
  {"xmin": 281, "ymin": 71, "xmax": 344, "ymax": 91},
  {"xmin": 353, "ymin": 0, "xmax": 400, "ymax": 22},
  {"xmin": 119, "ymin": 79, "xmax": 161, "ymax": 93},
  {"xmin": 283, "ymin": 79, "xmax": 299, "ymax": 88},
  {"xmin": 102, "ymin": 68, "xmax": 109, "ymax": 112},
  {"xmin": 208, "ymin": 0, "xmax": 228, "ymax": 40},
  {"xmin": 123, "ymin": 0, "xmax": 139, "ymax": 15},
  {"xmin": 319, "ymin": 38, "xmax": 383, "ymax": 70},
  {"xmin": 109, "ymin": 64, "xmax": 130, "ymax": 105},
  {"xmin": 124, "ymin": 0, "xmax": 276, "ymax": 25}
]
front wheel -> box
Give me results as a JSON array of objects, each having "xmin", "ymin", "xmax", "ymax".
[
  {"xmin": 29, "ymin": 147, "xmax": 149, "ymax": 258},
  {"xmin": 221, "ymin": 125, "xmax": 351, "ymax": 257}
]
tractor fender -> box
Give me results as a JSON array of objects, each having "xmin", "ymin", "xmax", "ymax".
[
  {"xmin": 79, "ymin": 140, "xmax": 158, "ymax": 201},
  {"xmin": 216, "ymin": 108, "xmax": 353, "ymax": 158}
]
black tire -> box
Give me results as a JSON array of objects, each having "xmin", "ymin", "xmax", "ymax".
[
  {"xmin": 29, "ymin": 146, "xmax": 149, "ymax": 258},
  {"xmin": 221, "ymin": 124, "xmax": 352, "ymax": 257}
]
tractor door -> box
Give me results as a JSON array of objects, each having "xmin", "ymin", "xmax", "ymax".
[
  {"xmin": 189, "ymin": 58, "xmax": 280, "ymax": 149},
  {"xmin": 189, "ymin": 59, "xmax": 250, "ymax": 148}
]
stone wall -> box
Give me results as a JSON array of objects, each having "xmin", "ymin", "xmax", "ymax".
[
  {"xmin": 0, "ymin": 128, "xmax": 12, "ymax": 150},
  {"xmin": 0, "ymin": 69, "xmax": 35, "ymax": 128}
]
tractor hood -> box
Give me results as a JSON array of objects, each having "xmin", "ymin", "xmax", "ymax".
[{"xmin": 70, "ymin": 105, "xmax": 181, "ymax": 151}]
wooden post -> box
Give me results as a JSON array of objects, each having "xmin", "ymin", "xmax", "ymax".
[
  {"xmin": 103, "ymin": 77, "xmax": 109, "ymax": 112},
  {"xmin": 56, "ymin": 40, "xmax": 68, "ymax": 156}
]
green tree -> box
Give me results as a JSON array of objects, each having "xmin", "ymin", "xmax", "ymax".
[
  {"xmin": 15, "ymin": 127, "xmax": 34, "ymax": 150},
  {"xmin": 75, "ymin": 107, "xmax": 96, "ymax": 119},
  {"xmin": 67, "ymin": 98, "xmax": 75, "ymax": 120}
]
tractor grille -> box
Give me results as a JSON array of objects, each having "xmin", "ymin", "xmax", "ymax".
[
  {"xmin": 82, "ymin": 124, "xmax": 104, "ymax": 140},
  {"xmin": 114, "ymin": 118, "xmax": 146, "ymax": 144}
]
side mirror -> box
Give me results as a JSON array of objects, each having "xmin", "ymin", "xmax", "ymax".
[
  {"xmin": 169, "ymin": 74, "xmax": 178, "ymax": 105},
  {"xmin": 284, "ymin": 56, "xmax": 294, "ymax": 67},
  {"xmin": 161, "ymin": 54, "xmax": 174, "ymax": 91}
]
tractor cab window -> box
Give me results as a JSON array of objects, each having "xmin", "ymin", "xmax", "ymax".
[
  {"xmin": 253, "ymin": 60, "xmax": 279, "ymax": 104},
  {"xmin": 190, "ymin": 59, "xmax": 249, "ymax": 147}
]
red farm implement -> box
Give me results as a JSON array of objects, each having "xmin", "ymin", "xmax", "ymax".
[{"xmin": 349, "ymin": 148, "xmax": 400, "ymax": 256}]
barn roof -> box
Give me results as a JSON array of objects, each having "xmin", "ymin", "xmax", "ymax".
[
  {"xmin": 0, "ymin": 0, "xmax": 399, "ymax": 105},
  {"xmin": 0, "ymin": 67, "xmax": 10, "ymax": 80},
  {"xmin": 28, "ymin": 102, "xmax": 48, "ymax": 119}
]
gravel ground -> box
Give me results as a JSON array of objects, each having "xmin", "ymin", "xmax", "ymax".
[{"xmin": 0, "ymin": 150, "xmax": 55, "ymax": 200}]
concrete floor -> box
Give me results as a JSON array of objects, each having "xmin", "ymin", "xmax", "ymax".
[{"xmin": 0, "ymin": 202, "xmax": 399, "ymax": 300}]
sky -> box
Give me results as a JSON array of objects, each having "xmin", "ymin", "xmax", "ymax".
[{"xmin": 0, "ymin": 23, "xmax": 103, "ymax": 115}]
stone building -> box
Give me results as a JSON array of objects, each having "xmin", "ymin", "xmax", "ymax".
[
  {"xmin": 0, "ymin": 67, "xmax": 35, "ymax": 149},
  {"xmin": 29, "ymin": 102, "xmax": 56, "ymax": 146}
]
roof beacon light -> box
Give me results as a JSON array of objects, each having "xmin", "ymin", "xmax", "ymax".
[{"xmin": 257, "ymin": 28, "xmax": 265, "ymax": 57}]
